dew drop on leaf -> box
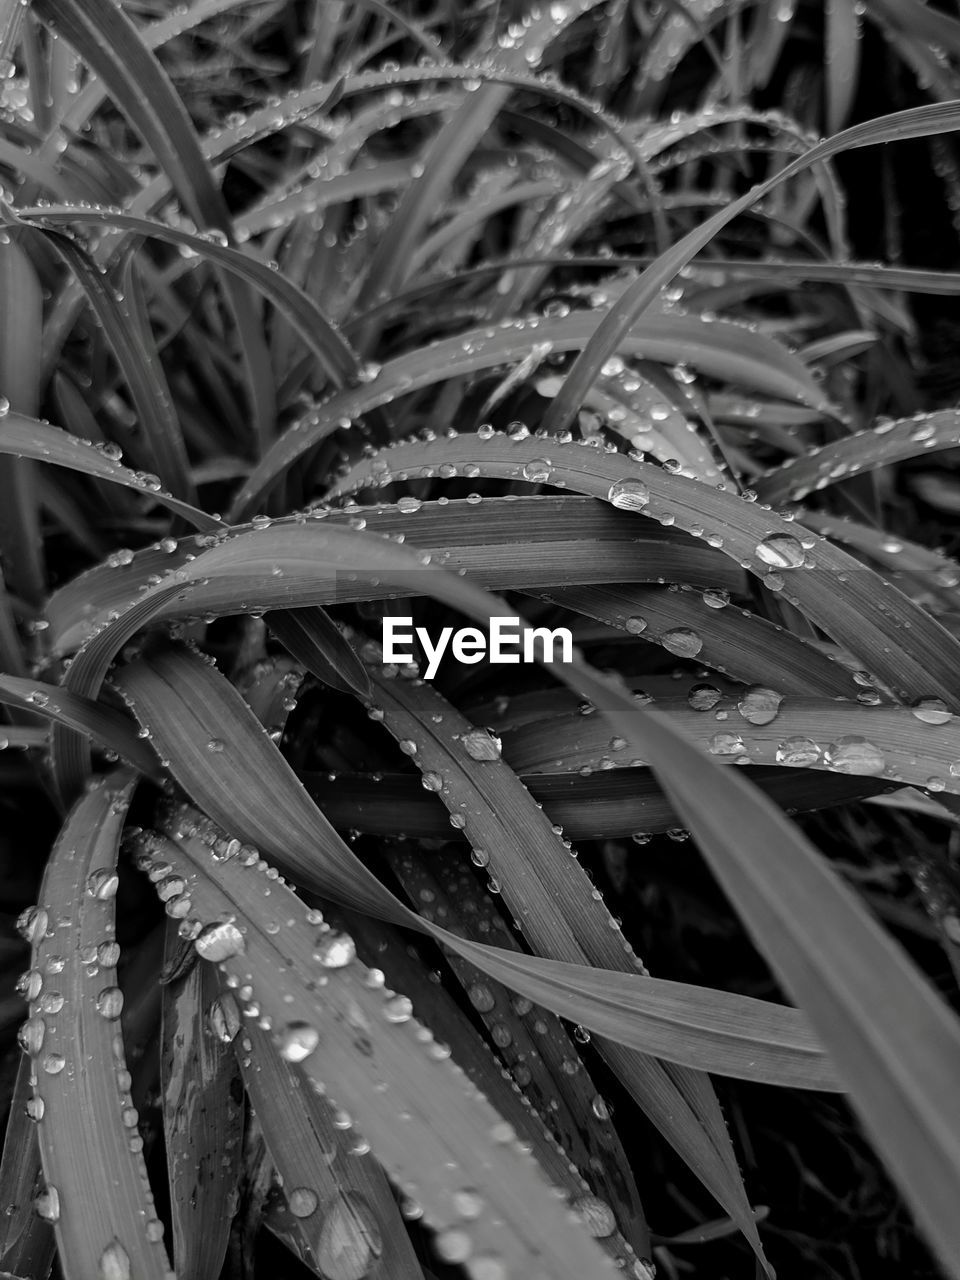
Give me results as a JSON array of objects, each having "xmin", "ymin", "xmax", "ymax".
[
  {"xmin": 95, "ymin": 987, "xmax": 124, "ymax": 1020},
  {"xmin": 99, "ymin": 1239, "xmax": 132, "ymax": 1280},
  {"xmin": 316, "ymin": 1191, "xmax": 383, "ymax": 1280},
  {"xmin": 383, "ymin": 994, "xmax": 413, "ymax": 1023},
  {"xmin": 688, "ymin": 683, "xmax": 721, "ymax": 711},
  {"xmin": 910, "ymin": 698, "xmax": 952, "ymax": 726},
  {"xmin": 571, "ymin": 1193, "xmax": 617, "ymax": 1237},
  {"xmin": 607, "ymin": 478, "xmax": 650, "ymax": 511},
  {"xmin": 824, "ymin": 737, "xmax": 885, "ymax": 776},
  {"xmin": 776, "ymin": 737, "xmax": 822, "ymax": 767},
  {"xmin": 461, "ymin": 729, "xmax": 502, "ymax": 761},
  {"xmin": 288, "ymin": 1187, "xmax": 319, "ymax": 1218},
  {"xmin": 86, "ymin": 869, "xmax": 120, "ymax": 900},
  {"xmin": 278, "ymin": 1021, "xmax": 320, "ymax": 1062},
  {"xmin": 208, "ymin": 994, "xmax": 242, "ymax": 1043},
  {"xmin": 34, "ymin": 1185, "xmax": 60, "ymax": 1222},
  {"xmin": 436, "ymin": 1228, "xmax": 472, "ymax": 1262},
  {"xmin": 194, "ymin": 920, "xmax": 246, "ymax": 962},
  {"xmin": 17, "ymin": 1016, "xmax": 45, "ymax": 1056},
  {"xmin": 755, "ymin": 533, "xmax": 805, "ymax": 569},
  {"xmin": 314, "ymin": 931, "xmax": 356, "ymax": 968},
  {"xmin": 522, "ymin": 457, "xmax": 552, "ymax": 482},
  {"xmin": 661, "ymin": 627, "xmax": 702, "ymax": 657},
  {"xmin": 737, "ymin": 686, "xmax": 783, "ymax": 726}
]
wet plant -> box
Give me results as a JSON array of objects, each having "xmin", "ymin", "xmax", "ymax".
[{"xmin": 1, "ymin": 1, "xmax": 960, "ymax": 1278}]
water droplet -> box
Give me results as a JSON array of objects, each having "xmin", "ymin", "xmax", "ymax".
[
  {"xmin": 194, "ymin": 920, "xmax": 245, "ymax": 962},
  {"xmin": 688, "ymin": 683, "xmax": 721, "ymax": 711},
  {"xmin": 314, "ymin": 931, "xmax": 356, "ymax": 968},
  {"xmin": 591, "ymin": 1095, "xmax": 612, "ymax": 1120},
  {"xmin": 397, "ymin": 496, "xmax": 422, "ymax": 513},
  {"xmin": 86, "ymin": 869, "xmax": 119, "ymax": 900},
  {"xmin": 35, "ymin": 1185, "xmax": 60, "ymax": 1222},
  {"xmin": 910, "ymin": 698, "xmax": 952, "ymax": 726},
  {"xmin": 661, "ymin": 628, "xmax": 702, "ymax": 658},
  {"xmin": 288, "ymin": 1187, "xmax": 319, "ymax": 1218},
  {"xmin": 702, "ymin": 589, "xmax": 730, "ymax": 609},
  {"xmin": 99, "ymin": 1239, "xmax": 132, "ymax": 1280},
  {"xmin": 468, "ymin": 983, "xmax": 496, "ymax": 1012},
  {"xmin": 625, "ymin": 616, "xmax": 647, "ymax": 634},
  {"xmin": 522, "ymin": 458, "xmax": 552, "ymax": 482},
  {"xmin": 452, "ymin": 1189, "xmax": 485, "ymax": 1219},
  {"xmin": 737, "ymin": 686, "xmax": 782, "ymax": 726},
  {"xmin": 17, "ymin": 906, "xmax": 48, "ymax": 944},
  {"xmin": 436, "ymin": 1228, "xmax": 472, "ymax": 1263},
  {"xmin": 96, "ymin": 987, "xmax": 124, "ymax": 1020},
  {"xmin": 421, "ymin": 772, "xmax": 443, "ymax": 792},
  {"xmin": 41, "ymin": 1052, "xmax": 66, "ymax": 1075},
  {"xmin": 572, "ymin": 1193, "xmax": 617, "ymax": 1237},
  {"xmin": 209, "ymin": 994, "xmax": 242, "ymax": 1043},
  {"xmin": 755, "ymin": 533, "xmax": 805, "ymax": 570},
  {"xmin": 18, "ymin": 1016, "xmax": 45, "ymax": 1056},
  {"xmin": 206, "ymin": 738, "xmax": 225, "ymax": 753},
  {"xmin": 461, "ymin": 729, "xmax": 502, "ymax": 761},
  {"xmin": 709, "ymin": 732, "xmax": 744, "ymax": 756},
  {"xmin": 824, "ymin": 737, "xmax": 885, "ymax": 776},
  {"xmin": 278, "ymin": 1022, "xmax": 320, "ymax": 1062},
  {"xmin": 607, "ymin": 478, "xmax": 650, "ymax": 511},
  {"xmin": 383, "ymin": 995, "xmax": 413, "ymax": 1023},
  {"xmin": 776, "ymin": 737, "xmax": 822, "ymax": 767},
  {"xmin": 316, "ymin": 1191, "xmax": 383, "ymax": 1280}
]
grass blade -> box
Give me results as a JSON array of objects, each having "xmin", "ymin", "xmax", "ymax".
[
  {"xmin": 161, "ymin": 939, "xmax": 243, "ymax": 1279},
  {"xmin": 21, "ymin": 770, "xmax": 174, "ymax": 1279},
  {"xmin": 131, "ymin": 816, "xmax": 620, "ymax": 1280},
  {"xmin": 0, "ymin": 238, "xmax": 44, "ymax": 606},
  {"xmin": 541, "ymin": 101, "xmax": 960, "ymax": 436}
]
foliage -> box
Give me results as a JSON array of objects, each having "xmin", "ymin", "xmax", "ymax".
[{"xmin": 0, "ymin": 1, "xmax": 960, "ymax": 1278}]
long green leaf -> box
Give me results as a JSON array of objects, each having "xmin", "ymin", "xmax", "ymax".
[
  {"xmin": 541, "ymin": 101, "xmax": 960, "ymax": 436},
  {"xmin": 22, "ymin": 771, "xmax": 174, "ymax": 1279}
]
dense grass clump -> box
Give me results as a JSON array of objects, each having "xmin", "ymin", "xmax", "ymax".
[{"xmin": 1, "ymin": 2, "xmax": 960, "ymax": 1278}]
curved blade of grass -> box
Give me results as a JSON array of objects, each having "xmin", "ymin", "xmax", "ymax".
[
  {"xmin": 353, "ymin": 0, "xmax": 606, "ymax": 319},
  {"xmin": 240, "ymin": 1019, "xmax": 425, "ymax": 1279},
  {"xmin": 305, "ymin": 768, "xmax": 887, "ymax": 840},
  {"xmin": 161, "ymin": 938, "xmax": 243, "ymax": 1280},
  {"xmin": 0, "ymin": 675, "xmax": 160, "ymax": 777},
  {"xmin": 31, "ymin": 0, "xmax": 279, "ymax": 448},
  {"xmin": 0, "ymin": 1059, "xmax": 56, "ymax": 1279},
  {"xmin": 0, "ymin": 238, "xmax": 44, "ymax": 606},
  {"xmin": 342, "ymin": 907, "xmax": 654, "ymax": 1269},
  {"xmin": 22, "ymin": 770, "xmax": 174, "ymax": 1279},
  {"xmin": 535, "ymin": 583, "xmax": 858, "ymax": 696},
  {"xmin": 1, "ymin": 213, "xmax": 197, "ymax": 503},
  {"xmin": 757, "ymin": 408, "xmax": 960, "ymax": 505},
  {"xmin": 120, "ymin": 254, "xmax": 195, "ymax": 503},
  {"xmin": 0, "ymin": 412, "xmax": 219, "ymax": 530},
  {"xmin": 825, "ymin": 0, "xmax": 862, "ymax": 133},
  {"xmin": 233, "ymin": 314, "xmax": 825, "ymax": 519},
  {"xmin": 17, "ymin": 204, "xmax": 358, "ymax": 391},
  {"xmin": 46, "ymin": 496, "xmax": 742, "ymax": 657},
  {"xmin": 501, "ymin": 691, "xmax": 960, "ymax": 795},
  {"xmin": 114, "ymin": 646, "xmax": 837, "ymax": 1096},
  {"xmin": 383, "ymin": 846, "xmax": 651, "ymax": 1261},
  {"xmin": 541, "ymin": 101, "xmax": 960, "ymax": 436},
  {"xmin": 580, "ymin": 685, "xmax": 960, "ymax": 1277},
  {"xmin": 266, "ymin": 610, "xmax": 371, "ymax": 699},
  {"xmin": 326, "ymin": 431, "xmax": 960, "ymax": 706},
  {"xmin": 132, "ymin": 820, "xmax": 619, "ymax": 1280}
]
